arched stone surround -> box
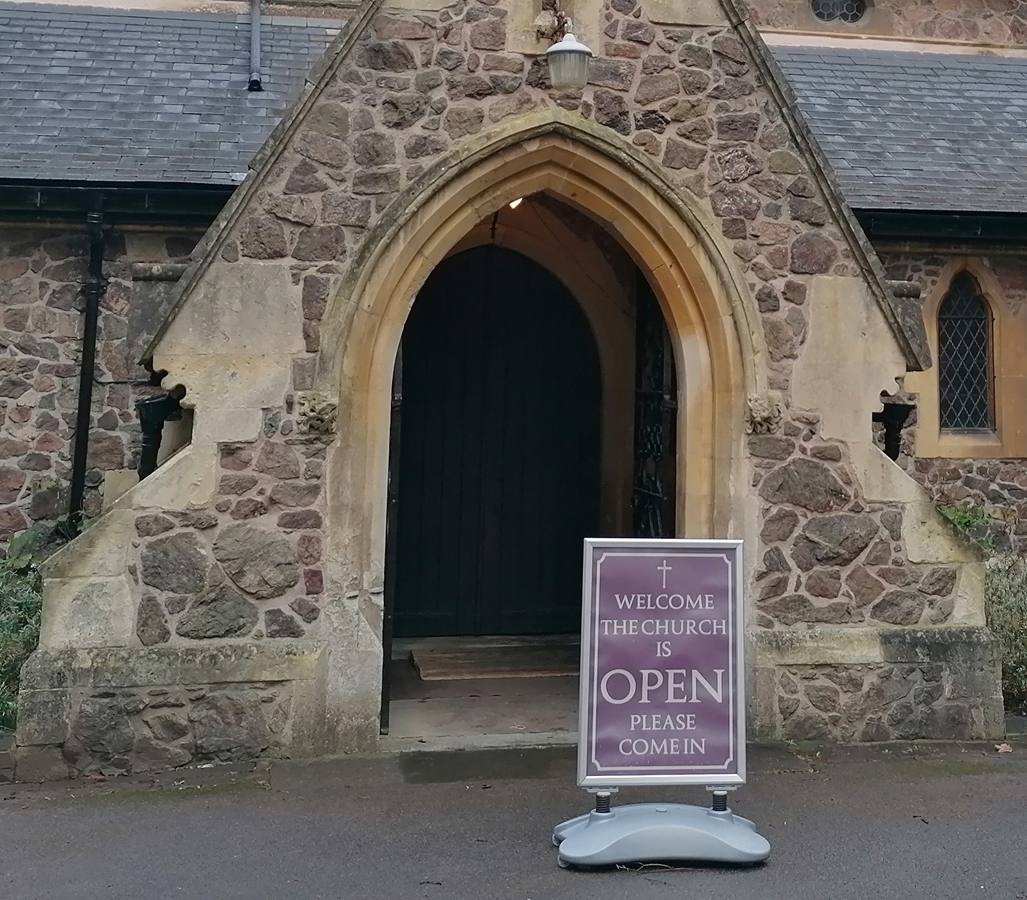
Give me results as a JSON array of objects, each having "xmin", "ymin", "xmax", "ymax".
[
  {"xmin": 312, "ymin": 118, "xmax": 767, "ymax": 741},
  {"xmin": 319, "ymin": 114, "xmax": 764, "ymax": 578}
]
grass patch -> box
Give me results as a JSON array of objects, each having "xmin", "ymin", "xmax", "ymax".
[
  {"xmin": 0, "ymin": 566, "xmax": 42, "ymax": 731},
  {"xmin": 0, "ymin": 527, "xmax": 51, "ymax": 732},
  {"xmin": 939, "ymin": 504, "xmax": 996, "ymax": 532},
  {"xmin": 938, "ymin": 504, "xmax": 1002, "ymax": 553}
]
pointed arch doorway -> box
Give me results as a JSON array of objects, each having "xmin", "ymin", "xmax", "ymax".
[
  {"xmin": 379, "ymin": 193, "xmax": 681, "ymax": 738},
  {"xmin": 317, "ymin": 122, "xmax": 759, "ymax": 751},
  {"xmin": 392, "ymin": 244, "xmax": 602, "ymax": 639}
]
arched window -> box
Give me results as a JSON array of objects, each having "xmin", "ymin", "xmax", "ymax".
[
  {"xmin": 938, "ymin": 273, "xmax": 993, "ymax": 431},
  {"xmin": 811, "ymin": 0, "xmax": 867, "ymax": 24}
]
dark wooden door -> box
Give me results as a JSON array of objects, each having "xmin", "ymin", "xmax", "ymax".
[{"xmin": 393, "ymin": 246, "xmax": 601, "ymax": 638}]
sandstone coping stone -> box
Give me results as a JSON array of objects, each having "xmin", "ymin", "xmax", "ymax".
[
  {"xmin": 14, "ymin": 689, "xmax": 71, "ymax": 746},
  {"xmin": 40, "ymin": 576, "xmax": 136, "ymax": 650},
  {"xmin": 19, "ymin": 643, "xmax": 324, "ymax": 691},
  {"xmin": 42, "ymin": 508, "xmax": 135, "ymax": 579},
  {"xmin": 12, "ymin": 747, "xmax": 70, "ymax": 782},
  {"xmin": 752, "ymin": 624, "xmax": 998, "ymax": 671}
]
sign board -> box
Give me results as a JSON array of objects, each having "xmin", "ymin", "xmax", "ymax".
[{"xmin": 578, "ymin": 539, "xmax": 745, "ymax": 788}]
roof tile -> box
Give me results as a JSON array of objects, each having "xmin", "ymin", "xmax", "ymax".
[
  {"xmin": 0, "ymin": 2, "xmax": 341, "ymax": 184},
  {"xmin": 772, "ymin": 43, "xmax": 1027, "ymax": 214}
]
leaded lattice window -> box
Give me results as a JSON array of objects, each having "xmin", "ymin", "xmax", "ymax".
[
  {"xmin": 938, "ymin": 273, "xmax": 993, "ymax": 431},
  {"xmin": 811, "ymin": 0, "xmax": 867, "ymax": 24}
]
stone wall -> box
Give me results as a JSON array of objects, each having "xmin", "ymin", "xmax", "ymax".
[
  {"xmin": 171, "ymin": 0, "xmax": 990, "ymax": 741},
  {"xmin": 913, "ymin": 458, "xmax": 1027, "ymax": 553},
  {"xmin": 0, "ymin": 226, "xmax": 201, "ymax": 540},
  {"xmin": 214, "ymin": 0, "xmax": 883, "ymax": 642},
  {"xmin": 752, "ymin": 428, "xmax": 960, "ymax": 630},
  {"xmin": 227, "ymin": 0, "xmax": 861, "ymax": 397},
  {"xmin": 767, "ymin": 627, "xmax": 1003, "ymax": 742},
  {"xmin": 132, "ymin": 425, "xmax": 329, "ymax": 650},
  {"xmin": 746, "ymin": 0, "xmax": 1027, "ymax": 44},
  {"xmin": 881, "ymin": 251, "xmax": 1027, "ymax": 317},
  {"xmin": 15, "ymin": 643, "xmax": 325, "ymax": 780},
  {"xmin": 882, "ymin": 250, "xmax": 1027, "ymax": 550}
]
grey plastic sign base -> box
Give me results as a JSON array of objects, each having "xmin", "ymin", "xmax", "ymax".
[{"xmin": 553, "ymin": 803, "xmax": 771, "ymax": 869}]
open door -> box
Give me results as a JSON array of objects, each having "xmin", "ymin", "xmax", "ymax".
[
  {"xmin": 632, "ymin": 274, "xmax": 677, "ymax": 538},
  {"xmin": 379, "ymin": 348, "xmax": 402, "ymax": 735}
]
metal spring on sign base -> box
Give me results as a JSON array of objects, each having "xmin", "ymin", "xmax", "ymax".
[
  {"xmin": 711, "ymin": 790, "xmax": 728, "ymax": 812},
  {"xmin": 595, "ymin": 792, "xmax": 612, "ymax": 814}
]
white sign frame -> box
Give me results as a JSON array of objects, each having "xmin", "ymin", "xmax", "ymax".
[{"xmin": 576, "ymin": 538, "xmax": 747, "ymax": 788}]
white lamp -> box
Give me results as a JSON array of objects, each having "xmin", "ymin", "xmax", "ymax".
[{"xmin": 545, "ymin": 32, "xmax": 593, "ymax": 91}]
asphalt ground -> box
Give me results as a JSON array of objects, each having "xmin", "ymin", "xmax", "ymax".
[{"xmin": 2, "ymin": 740, "xmax": 1026, "ymax": 900}]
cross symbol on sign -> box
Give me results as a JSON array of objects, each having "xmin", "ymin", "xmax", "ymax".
[{"xmin": 657, "ymin": 559, "xmax": 672, "ymax": 590}]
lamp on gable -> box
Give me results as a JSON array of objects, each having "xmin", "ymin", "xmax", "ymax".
[
  {"xmin": 546, "ymin": 33, "xmax": 594, "ymax": 91},
  {"xmin": 536, "ymin": 1, "xmax": 594, "ymax": 91}
]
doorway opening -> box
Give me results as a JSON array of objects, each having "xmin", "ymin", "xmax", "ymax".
[
  {"xmin": 394, "ymin": 244, "xmax": 601, "ymax": 639},
  {"xmin": 381, "ymin": 195, "xmax": 677, "ymax": 742}
]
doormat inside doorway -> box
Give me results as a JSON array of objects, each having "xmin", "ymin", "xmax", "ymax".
[{"xmin": 410, "ymin": 643, "xmax": 579, "ymax": 681}]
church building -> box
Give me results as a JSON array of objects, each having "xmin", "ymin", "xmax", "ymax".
[{"xmin": 2, "ymin": 0, "xmax": 1019, "ymax": 778}]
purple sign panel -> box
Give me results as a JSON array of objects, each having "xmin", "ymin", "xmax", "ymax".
[{"xmin": 578, "ymin": 539, "xmax": 745, "ymax": 787}]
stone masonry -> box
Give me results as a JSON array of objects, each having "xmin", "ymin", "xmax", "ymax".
[
  {"xmin": 752, "ymin": 438, "xmax": 959, "ymax": 630},
  {"xmin": 747, "ymin": 0, "xmax": 1027, "ymax": 44},
  {"xmin": 882, "ymin": 251, "xmax": 1027, "ymax": 551},
  {"xmin": 133, "ymin": 425, "xmax": 329, "ymax": 651},
  {"xmin": 169, "ymin": 0, "xmax": 993, "ymax": 742},
  {"xmin": 0, "ymin": 227, "xmax": 202, "ymax": 537}
]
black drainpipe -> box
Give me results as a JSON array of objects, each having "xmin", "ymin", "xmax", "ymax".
[
  {"xmin": 248, "ymin": 0, "xmax": 263, "ymax": 91},
  {"xmin": 68, "ymin": 207, "xmax": 106, "ymax": 533}
]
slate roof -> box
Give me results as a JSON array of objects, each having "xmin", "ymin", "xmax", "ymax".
[
  {"xmin": 771, "ymin": 43, "xmax": 1027, "ymax": 215},
  {"xmin": 0, "ymin": 3, "xmax": 341, "ymax": 185},
  {"xmin": 2, "ymin": 4, "xmax": 1026, "ymax": 215}
]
